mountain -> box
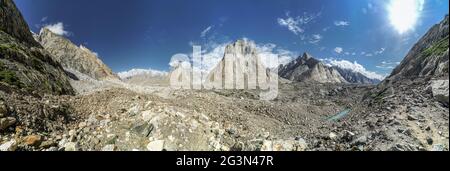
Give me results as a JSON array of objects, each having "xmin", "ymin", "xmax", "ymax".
[
  {"xmin": 388, "ymin": 15, "xmax": 449, "ymax": 81},
  {"xmin": 119, "ymin": 69, "xmax": 169, "ymax": 86},
  {"xmin": 278, "ymin": 53, "xmax": 347, "ymax": 83},
  {"xmin": 35, "ymin": 28, "xmax": 119, "ymax": 80},
  {"xmin": 0, "ymin": 0, "xmax": 73, "ymax": 95},
  {"xmin": 333, "ymin": 67, "xmax": 381, "ymax": 84},
  {"xmin": 377, "ymin": 15, "xmax": 449, "ymax": 106},
  {"xmin": 204, "ymin": 39, "xmax": 277, "ymax": 89}
]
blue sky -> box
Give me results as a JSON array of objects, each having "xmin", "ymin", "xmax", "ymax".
[{"xmin": 15, "ymin": 0, "xmax": 449, "ymax": 79}]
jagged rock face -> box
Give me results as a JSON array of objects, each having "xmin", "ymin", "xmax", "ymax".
[
  {"xmin": 389, "ymin": 15, "xmax": 449, "ymax": 81},
  {"xmin": 0, "ymin": 0, "xmax": 74, "ymax": 95},
  {"xmin": 0, "ymin": 0, "xmax": 40, "ymax": 47},
  {"xmin": 205, "ymin": 39, "xmax": 276, "ymax": 89},
  {"xmin": 36, "ymin": 28, "xmax": 119, "ymax": 80},
  {"xmin": 333, "ymin": 67, "xmax": 381, "ymax": 85},
  {"xmin": 279, "ymin": 53, "xmax": 347, "ymax": 83}
]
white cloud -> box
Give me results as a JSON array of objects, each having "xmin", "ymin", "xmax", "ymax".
[
  {"xmin": 334, "ymin": 47, "xmax": 343, "ymax": 54},
  {"xmin": 200, "ymin": 26, "xmax": 213, "ymax": 38},
  {"xmin": 255, "ymin": 41, "xmax": 296, "ymax": 68},
  {"xmin": 44, "ymin": 22, "xmax": 70, "ymax": 36},
  {"xmin": 344, "ymin": 52, "xmax": 350, "ymax": 55},
  {"xmin": 376, "ymin": 61, "xmax": 400, "ymax": 70},
  {"xmin": 117, "ymin": 68, "xmax": 168, "ymax": 79},
  {"xmin": 374, "ymin": 48, "xmax": 386, "ymax": 55},
  {"xmin": 277, "ymin": 17, "xmax": 304, "ymax": 35},
  {"xmin": 309, "ymin": 34, "xmax": 323, "ymax": 44},
  {"xmin": 41, "ymin": 16, "xmax": 48, "ymax": 22},
  {"xmin": 322, "ymin": 58, "xmax": 386, "ymax": 80},
  {"xmin": 334, "ymin": 21, "xmax": 350, "ymax": 27},
  {"xmin": 365, "ymin": 53, "xmax": 373, "ymax": 57},
  {"xmin": 277, "ymin": 12, "xmax": 321, "ymax": 36}
]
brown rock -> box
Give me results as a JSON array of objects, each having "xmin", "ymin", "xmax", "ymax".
[{"xmin": 24, "ymin": 135, "xmax": 43, "ymax": 147}]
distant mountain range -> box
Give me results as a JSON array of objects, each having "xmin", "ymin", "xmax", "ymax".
[{"xmin": 279, "ymin": 53, "xmax": 381, "ymax": 84}]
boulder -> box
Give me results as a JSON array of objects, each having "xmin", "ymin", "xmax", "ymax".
[
  {"xmin": 430, "ymin": 80, "xmax": 449, "ymax": 106},
  {"xmin": 0, "ymin": 139, "xmax": 17, "ymax": 151},
  {"xmin": 0, "ymin": 117, "xmax": 16, "ymax": 131},
  {"xmin": 147, "ymin": 140, "xmax": 165, "ymax": 151}
]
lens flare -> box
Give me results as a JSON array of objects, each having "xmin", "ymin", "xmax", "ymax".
[{"xmin": 388, "ymin": 0, "xmax": 424, "ymax": 34}]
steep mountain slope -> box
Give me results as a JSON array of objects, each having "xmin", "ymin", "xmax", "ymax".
[
  {"xmin": 0, "ymin": 0, "xmax": 73, "ymax": 95},
  {"xmin": 279, "ymin": 53, "xmax": 347, "ymax": 83},
  {"xmin": 0, "ymin": 0, "xmax": 39, "ymax": 47},
  {"xmin": 388, "ymin": 15, "xmax": 449, "ymax": 81},
  {"xmin": 36, "ymin": 28, "xmax": 119, "ymax": 80},
  {"xmin": 347, "ymin": 15, "xmax": 450, "ymax": 151}
]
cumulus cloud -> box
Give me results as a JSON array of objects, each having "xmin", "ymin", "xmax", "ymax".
[
  {"xmin": 322, "ymin": 58, "xmax": 386, "ymax": 80},
  {"xmin": 334, "ymin": 47, "xmax": 343, "ymax": 54},
  {"xmin": 44, "ymin": 22, "xmax": 70, "ymax": 36},
  {"xmin": 255, "ymin": 42, "xmax": 296, "ymax": 68},
  {"xmin": 334, "ymin": 21, "xmax": 350, "ymax": 27},
  {"xmin": 118, "ymin": 68, "xmax": 168, "ymax": 79}
]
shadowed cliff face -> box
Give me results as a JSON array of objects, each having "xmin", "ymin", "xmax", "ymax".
[
  {"xmin": 0, "ymin": 0, "xmax": 40, "ymax": 47},
  {"xmin": 0, "ymin": 0, "xmax": 74, "ymax": 95}
]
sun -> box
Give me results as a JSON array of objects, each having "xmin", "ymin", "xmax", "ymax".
[{"xmin": 388, "ymin": 0, "xmax": 425, "ymax": 34}]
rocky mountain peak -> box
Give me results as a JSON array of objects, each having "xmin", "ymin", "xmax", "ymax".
[
  {"xmin": 36, "ymin": 27, "xmax": 120, "ymax": 81},
  {"xmin": 279, "ymin": 53, "xmax": 347, "ymax": 83},
  {"xmin": 301, "ymin": 52, "xmax": 313, "ymax": 60},
  {"xmin": 224, "ymin": 39, "xmax": 258, "ymax": 57}
]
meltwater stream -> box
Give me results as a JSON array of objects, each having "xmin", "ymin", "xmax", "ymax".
[{"xmin": 327, "ymin": 109, "xmax": 352, "ymax": 121}]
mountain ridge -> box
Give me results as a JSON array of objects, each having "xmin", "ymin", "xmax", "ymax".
[{"xmin": 36, "ymin": 28, "xmax": 120, "ymax": 81}]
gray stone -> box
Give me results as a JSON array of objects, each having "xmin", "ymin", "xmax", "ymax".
[
  {"xmin": 430, "ymin": 80, "xmax": 449, "ymax": 106},
  {"xmin": 64, "ymin": 142, "xmax": 79, "ymax": 151},
  {"xmin": 328, "ymin": 132, "xmax": 338, "ymax": 140},
  {"xmin": 407, "ymin": 115, "xmax": 418, "ymax": 121},
  {"xmin": 0, "ymin": 140, "xmax": 17, "ymax": 151},
  {"xmin": 102, "ymin": 144, "xmax": 116, "ymax": 151},
  {"xmin": 0, "ymin": 100, "xmax": 7, "ymax": 118},
  {"xmin": 0, "ymin": 117, "xmax": 16, "ymax": 131},
  {"xmin": 352, "ymin": 135, "xmax": 368, "ymax": 146},
  {"xmin": 147, "ymin": 140, "xmax": 165, "ymax": 151}
]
